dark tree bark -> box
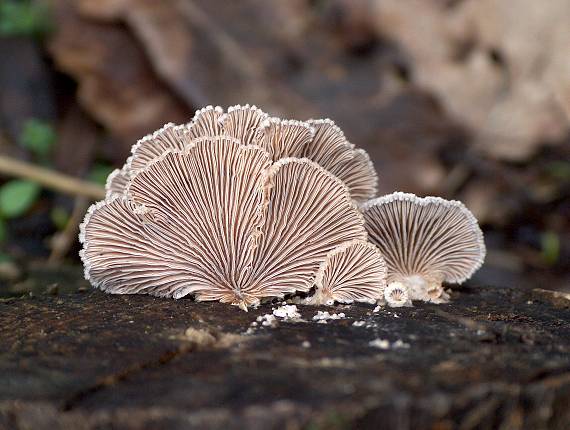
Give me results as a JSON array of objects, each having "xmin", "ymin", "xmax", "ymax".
[{"xmin": 1, "ymin": 285, "xmax": 569, "ymax": 429}]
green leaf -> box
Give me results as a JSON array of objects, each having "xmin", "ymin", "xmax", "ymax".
[
  {"xmin": 541, "ymin": 231, "xmax": 560, "ymax": 266},
  {"xmin": 88, "ymin": 163, "xmax": 115, "ymax": 186},
  {"xmin": 546, "ymin": 161, "xmax": 570, "ymax": 181},
  {"xmin": 20, "ymin": 119, "xmax": 56, "ymax": 159},
  {"xmin": 50, "ymin": 206, "xmax": 69, "ymax": 230},
  {"xmin": 0, "ymin": 180, "xmax": 41, "ymax": 218},
  {"xmin": 0, "ymin": 218, "xmax": 6, "ymax": 243},
  {"xmin": 0, "ymin": 1, "xmax": 52, "ymax": 37}
]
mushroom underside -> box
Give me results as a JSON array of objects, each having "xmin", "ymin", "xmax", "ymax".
[{"xmin": 84, "ymin": 109, "xmax": 485, "ymax": 310}]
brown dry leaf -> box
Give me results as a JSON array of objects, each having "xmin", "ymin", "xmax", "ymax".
[
  {"xmin": 75, "ymin": 0, "xmax": 459, "ymax": 194},
  {"xmin": 48, "ymin": 0, "xmax": 191, "ymax": 163},
  {"xmin": 372, "ymin": 0, "xmax": 570, "ymax": 162},
  {"xmin": 78, "ymin": 0, "xmax": 317, "ymax": 116}
]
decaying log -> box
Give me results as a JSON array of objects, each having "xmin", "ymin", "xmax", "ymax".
[{"xmin": 1, "ymin": 285, "xmax": 569, "ymax": 429}]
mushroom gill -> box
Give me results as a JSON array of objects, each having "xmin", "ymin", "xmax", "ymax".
[
  {"xmin": 362, "ymin": 192, "xmax": 486, "ymax": 303},
  {"xmin": 384, "ymin": 282, "xmax": 411, "ymax": 308},
  {"xmin": 309, "ymin": 240, "xmax": 387, "ymax": 305},
  {"xmin": 84, "ymin": 106, "xmax": 489, "ymax": 310},
  {"xmin": 105, "ymin": 105, "xmax": 378, "ymax": 203},
  {"xmin": 105, "ymin": 165, "xmax": 129, "ymax": 200},
  {"xmin": 80, "ymin": 133, "xmax": 369, "ymax": 310}
]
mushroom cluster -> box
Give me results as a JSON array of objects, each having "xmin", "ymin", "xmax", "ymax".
[{"xmin": 80, "ymin": 105, "xmax": 485, "ymax": 310}]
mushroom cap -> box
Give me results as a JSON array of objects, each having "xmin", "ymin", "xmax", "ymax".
[
  {"xmin": 243, "ymin": 157, "xmax": 367, "ymax": 297},
  {"xmin": 105, "ymin": 166, "xmax": 130, "ymax": 199},
  {"xmin": 330, "ymin": 148, "xmax": 377, "ymax": 203},
  {"xmin": 107, "ymin": 105, "xmax": 378, "ymax": 202},
  {"xmin": 188, "ymin": 105, "xmax": 225, "ymax": 139},
  {"xmin": 362, "ymin": 192, "xmax": 486, "ymax": 285},
  {"xmin": 222, "ymin": 104, "xmax": 268, "ymax": 145},
  {"xmin": 310, "ymin": 239, "xmax": 387, "ymax": 305},
  {"xmin": 80, "ymin": 135, "xmax": 367, "ymax": 308},
  {"xmin": 304, "ymin": 119, "xmax": 354, "ymax": 167},
  {"xmin": 127, "ymin": 122, "xmax": 190, "ymax": 174},
  {"xmin": 384, "ymin": 282, "xmax": 412, "ymax": 308},
  {"xmin": 255, "ymin": 117, "xmax": 315, "ymax": 160}
]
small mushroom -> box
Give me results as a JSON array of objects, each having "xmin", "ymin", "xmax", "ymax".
[
  {"xmin": 384, "ymin": 282, "xmax": 411, "ymax": 307},
  {"xmin": 362, "ymin": 192, "xmax": 485, "ymax": 303},
  {"xmin": 80, "ymin": 133, "xmax": 367, "ymax": 310},
  {"xmin": 309, "ymin": 239, "xmax": 387, "ymax": 305},
  {"xmin": 304, "ymin": 119, "xmax": 354, "ymax": 167}
]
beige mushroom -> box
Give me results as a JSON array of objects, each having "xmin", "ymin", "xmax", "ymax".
[
  {"xmin": 304, "ymin": 119, "xmax": 377, "ymax": 201},
  {"xmin": 222, "ymin": 104, "xmax": 268, "ymax": 145},
  {"xmin": 309, "ymin": 239, "xmax": 387, "ymax": 305},
  {"xmin": 329, "ymin": 148, "xmax": 377, "ymax": 203},
  {"xmin": 383, "ymin": 281, "xmax": 412, "ymax": 307},
  {"xmin": 304, "ymin": 119, "xmax": 354, "ymax": 167},
  {"xmin": 105, "ymin": 165, "xmax": 129, "ymax": 199},
  {"xmin": 80, "ymin": 134, "xmax": 367, "ymax": 310},
  {"xmin": 256, "ymin": 117, "xmax": 315, "ymax": 160},
  {"xmin": 188, "ymin": 105, "xmax": 224, "ymax": 139},
  {"xmin": 362, "ymin": 192, "xmax": 485, "ymax": 303},
  {"xmin": 127, "ymin": 122, "xmax": 190, "ymax": 174},
  {"xmin": 108, "ymin": 105, "xmax": 378, "ymax": 202}
]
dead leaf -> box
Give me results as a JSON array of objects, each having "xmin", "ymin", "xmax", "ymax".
[
  {"xmin": 372, "ymin": 0, "xmax": 570, "ymax": 161},
  {"xmin": 48, "ymin": 0, "xmax": 191, "ymax": 163},
  {"xmin": 75, "ymin": 0, "xmax": 460, "ymax": 194}
]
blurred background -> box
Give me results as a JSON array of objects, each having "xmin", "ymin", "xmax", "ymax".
[{"xmin": 0, "ymin": 0, "xmax": 568, "ymax": 296}]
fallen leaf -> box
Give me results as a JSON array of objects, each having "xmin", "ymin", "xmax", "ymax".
[
  {"xmin": 372, "ymin": 0, "xmax": 570, "ymax": 162},
  {"xmin": 48, "ymin": 0, "xmax": 191, "ymax": 163},
  {"xmin": 76, "ymin": 0, "xmax": 460, "ymax": 194}
]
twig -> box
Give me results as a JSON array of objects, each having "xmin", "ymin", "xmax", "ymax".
[
  {"xmin": 0, "ymin": 154, "xmax": 105, "ymax": 200},
  {"xmin": 48, "ymin": 196, "xmax": 90, "ymax": 263}
]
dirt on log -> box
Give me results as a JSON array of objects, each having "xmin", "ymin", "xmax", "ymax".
[{"xmin": 1, "ymin": 285, "xmax": 569, "ymax": 430}]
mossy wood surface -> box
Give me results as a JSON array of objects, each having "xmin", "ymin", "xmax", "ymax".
[{"xmin": 1, "ymin": 285, "xmax": 569, "ymax": 429}]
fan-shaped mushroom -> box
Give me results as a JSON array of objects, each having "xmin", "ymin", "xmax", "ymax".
[
  {"xmin": 128, "ymin": 122, "xmax": 189, "ymax": 174},
  {"xmin": 105, "ymin": 105, "xmax": 378, "ymax": 203},
  {"xmin": 383, "ymin": 282, "xmax": 412, "ymax": 307},
  {"xmin": 362, "ymin": 192, "xmax": 485, "ymax": 303},
  {"xmin": 105, "ymin": 165, "xmax": 130, "ymax": 200},
  {"xmin": 80, "ymin": 133, "xmax": 368, "ymax": 310},
  {"xmin": 309, "ymin": 240, "xmax": 387, "ymax": 305}
]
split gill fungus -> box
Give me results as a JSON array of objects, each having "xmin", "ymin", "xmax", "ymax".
[
  {"xmin": 80, "ymin": 105, "xmax": 486, "ymax": 311},
  {"xmin": 362, "ymin": 192, "xmax": 486, "ymax": 304}
]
